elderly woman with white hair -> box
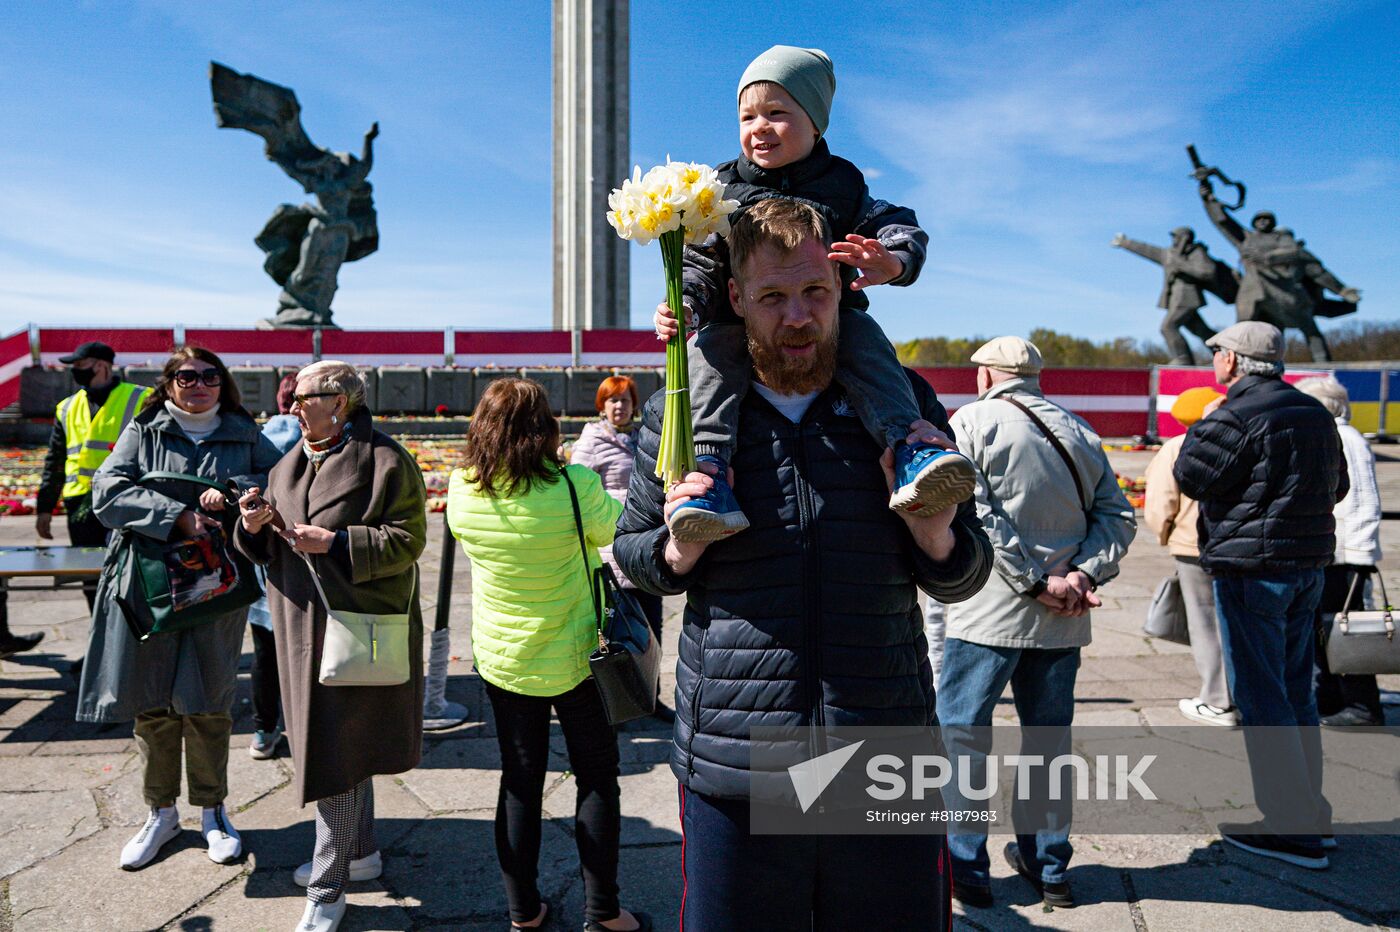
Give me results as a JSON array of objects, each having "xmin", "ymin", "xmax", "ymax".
[
  {"xmin": 1296, "ymin": 375, "xmax": 1384, "ymax": 727},
  {"xmin": 236, "ymin": 360, "xmax": 427, "ymax": 932}
]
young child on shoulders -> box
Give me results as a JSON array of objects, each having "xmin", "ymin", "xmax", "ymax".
[{"xmin": 656, "ymin": 44, "xmax": 975, "ymax": 543}]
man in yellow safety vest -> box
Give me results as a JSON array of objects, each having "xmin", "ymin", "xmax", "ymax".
[{"xmin": 2, "ymin": 342, "xmax": 150, "ymax": 661}]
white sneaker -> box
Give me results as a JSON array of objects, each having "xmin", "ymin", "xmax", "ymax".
[
  {"xmin": 1178, "ymin": 698, "xmax": 1240, "ymax": 726},
  {"xmin": 120, "ymin": 805, "xmax": 181, "ymax": 870},
  {"xmin": 294, "ymin": 849, "xmax": 382, "ymax": 887},
  {"xmin": 202, "ymin": 804, "xmax": 243, "ymax": 864},
  {"xmin": 296, "ymin": 895, "xmax": 347, "ymax": 932}
]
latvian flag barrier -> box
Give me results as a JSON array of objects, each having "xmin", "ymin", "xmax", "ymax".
[{"xmin": 3, "ymin": 327, "xmax": 1395, "ymax": 439}]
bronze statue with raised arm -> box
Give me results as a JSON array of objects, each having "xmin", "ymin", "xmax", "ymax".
[
  {"xmin": 1189, "ymin": 146, "xmax": 1359, "ymax": 361},
  {"xmin": 1112, "ymin": 227, "xmax": 1237, "ymax": 364}
]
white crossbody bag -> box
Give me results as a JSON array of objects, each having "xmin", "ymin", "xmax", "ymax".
[{"xmin": 300, "ymin": 552, "xmax": 415, "ymax": 687}]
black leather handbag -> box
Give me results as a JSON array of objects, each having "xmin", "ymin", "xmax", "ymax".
[
  {"xmin": 1323, "ymin": 569, "xmax": 1399, "ymax": 675},
  {"xmin": 562, "ymin": 470, "xmax": 661, "ymax": 725}
]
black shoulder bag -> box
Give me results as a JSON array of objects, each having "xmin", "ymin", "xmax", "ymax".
[{"xmin": 562, "ymin": 469, "xmax": 661, "ymax": 725}]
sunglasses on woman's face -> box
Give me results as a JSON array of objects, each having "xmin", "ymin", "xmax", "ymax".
[
  {"xmin": 172, "ymin": 368, "xmax": 222, "ymax": 388},
  {"xmin": 292, "ymin": 392, "xmax": 338, "ymax": 405}
]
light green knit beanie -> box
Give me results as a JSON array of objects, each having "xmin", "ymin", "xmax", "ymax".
[{"xmin": 737, "ymin": 45, "xmax": 836, "ymax": 136}]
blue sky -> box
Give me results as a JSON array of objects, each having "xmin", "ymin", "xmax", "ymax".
[{"xmin": 1, "ymin": 0, "xmax": 1396, "ymax": 345}]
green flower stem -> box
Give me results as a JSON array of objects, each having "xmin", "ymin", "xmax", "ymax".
[{"xmin": 656, "ymin": 229, "xmax": 696, "ymax": 488}]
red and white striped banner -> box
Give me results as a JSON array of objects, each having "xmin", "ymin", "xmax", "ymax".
[
  {"xmin": 452, "ymin": 330, "xmax": 665, "ymax": 368},
  {"xmin": 915, "ymin": 367, "xmax": 1150, "ymax": 438},
  {"xmin": 37, "ymin": 328, "xmax": 177, "ymax": 368},
  {"xmin": 184, "ymin": 329, "xmax": 312, "ymax": 367},
  {"xmin": 18, "ymin": 328, "xmax": 1150, "ymax": 435},
  {"xmin": 0, "ymin": 330, "xmax": 31, "ymax": 410},
  {"xmin": 325, "ymin": 330, "xmax": 446, "ymax": 368}
]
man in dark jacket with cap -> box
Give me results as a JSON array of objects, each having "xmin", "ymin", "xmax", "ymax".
[
  {"xmin": 616, "ymin": 199, "xmax": 992, "ymax": 930},
  {"xmin": 1174, "ymin": 321, "xmax": 1345, "ymax": 870},
  {"xmin": 3, "ymin": 342, "xmax": 150, "ymax": 662}
]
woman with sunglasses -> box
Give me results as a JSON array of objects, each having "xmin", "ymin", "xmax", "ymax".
[
  {"xmin": 76, "ymin": 347, "xmax": 282, "ymax": 872},
  {"xmin": 236, "ymin": 360, "xmax": 426, "ymax": 932}
]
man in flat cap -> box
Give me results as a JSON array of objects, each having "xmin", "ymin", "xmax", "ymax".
[
  {"xmin": 938, "ymin": 336, "xmax": 1136, "ymax": 909},
  {"xmin": 1174, "ymin": 321, "xmax": 1344, "ymax": 869},
  {"xmin": 8, "ymin": 343, "xmax": 151, "ymax": 664}
]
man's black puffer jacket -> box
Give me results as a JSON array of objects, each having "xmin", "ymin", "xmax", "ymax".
[
  {"xmin": 613, "ymin": 370, "xmax": 992, "ymax": 801},
  {"xmin": 1173, "ymin": 375, "xmax": 1347, "ymax": 576}
]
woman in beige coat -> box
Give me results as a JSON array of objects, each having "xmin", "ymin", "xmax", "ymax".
[
  {"xmin": 1144, "ymin": 387, "xmax": 1236, "ymax": 726},
  {"xmin": 237, "ymin": 360, "xmax": 426, "ymax": 932}
]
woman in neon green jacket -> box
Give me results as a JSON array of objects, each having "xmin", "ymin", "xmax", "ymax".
[{"xmin": 446, "ymin": 378, "xmax": 648, "ymax": 932}]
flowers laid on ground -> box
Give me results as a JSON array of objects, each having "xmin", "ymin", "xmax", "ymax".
[
  {"xmin": 1116, "ymin": 473, "xmax": 1147, "ymax": 510},
  {"xmin": 397, "ymin": 438, "xmax": 467, "ymax": 512},
  {"xmin": 607, "ymin": 160, "xmax": 739, "ymax": 487},
  {"xmin": 0, "ymin": 447, "xmax": 48, "ymax": 515}
]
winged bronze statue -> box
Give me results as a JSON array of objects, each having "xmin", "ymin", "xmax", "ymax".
[{"xmin": 211, "ymin": 62, "xmax": 379, "ymax": 329}]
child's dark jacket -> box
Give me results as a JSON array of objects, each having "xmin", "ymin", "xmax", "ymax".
[{"xmin": 682, "ymin": 139, "xmax": 929, "ymax": 326}]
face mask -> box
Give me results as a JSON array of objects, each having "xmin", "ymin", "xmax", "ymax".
[{"xmin": 72, "ymin": 367, "xmax": 97, "ymax": 387}]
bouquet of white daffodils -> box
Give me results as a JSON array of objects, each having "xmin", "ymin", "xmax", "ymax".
[{"xmin": 607, "ymin": 161, "xmax": 739, "ymax": 488}]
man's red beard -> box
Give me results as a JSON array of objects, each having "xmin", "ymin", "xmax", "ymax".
[{"xmin": 746, "ymin": 315, "xmax": 839, "ymax": 395}]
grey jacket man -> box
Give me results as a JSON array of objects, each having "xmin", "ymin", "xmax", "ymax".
[{"xmin": 946, "ymin": 377, "xmax": 1136, "ymax": 649}]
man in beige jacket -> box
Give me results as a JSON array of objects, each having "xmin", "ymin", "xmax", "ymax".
[
  {"xmin": 941, "ymin": 336, "xmax": 1136, "ymax": 909},
  {"xmin": 1144, "ymin": 388, "xmax": 1238, "ymax": 726}
]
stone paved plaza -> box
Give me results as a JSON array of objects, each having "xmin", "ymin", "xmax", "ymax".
[{"xmin": 0, "ymin": 448, "xmax": 1397, "ymax": 931}]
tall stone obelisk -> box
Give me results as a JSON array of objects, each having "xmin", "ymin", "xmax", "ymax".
[{"xmin": 553, "ymin": 0, "xmax": 629, "ymax": 345}]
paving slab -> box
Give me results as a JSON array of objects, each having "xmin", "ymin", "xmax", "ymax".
[
  {"xmin": 1130, "ymin": 856, "xmax": 1380, "ymax": 929},
  {"xmin": 385, "ymin": 813, "xmax": 577, "ymax": 926},
  {"xmin": 398, "ymin": 734, "xmax": 512, "ymax": 814},
  {"xmin": 0, "ymin": 750, "xmax": 133, "ymax": 792},
  {"xmin": 552, "ymin": 843, "xmax": 682, "ymax": 932},
  {"xmin": 8, "ymin": 825, "xmax": 243, "ymax": 932},
  {"xmin": 0, "ymin": 787, "xmax": 102, "ymax": 879},
  {"xmin": 184, "ymin": 869, "xmax": 414, "ymax": 932}
]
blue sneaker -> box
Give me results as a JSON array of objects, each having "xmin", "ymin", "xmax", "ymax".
[
  {"xmin": 889, "ymin": 443, "xmax": 976, "ymax": 516},
  {"xmin": 248, "ymin": 727, "xmax": 282, "ymax": 760},
  {"xmin": 667, "ymin": 456, "xmax": 751, "ymax": 544}
]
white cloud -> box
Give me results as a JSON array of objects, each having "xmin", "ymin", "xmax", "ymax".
[
  {"xmin": 1293, "ymin": 158, "xmax": 1399, "ymax": 194},
  {"xmin": 0, "ymin": 183, "xmax": 252, "ymax": 276}
]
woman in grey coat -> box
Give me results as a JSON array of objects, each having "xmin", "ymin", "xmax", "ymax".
[{"xmin": 76, "ymin": 347, "xmax": 281, "ymax": 872}]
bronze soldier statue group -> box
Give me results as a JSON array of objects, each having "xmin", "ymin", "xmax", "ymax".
[{"xmin": 1113, "ymin": 146, "xmax": 1361, "ymax": 364}]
